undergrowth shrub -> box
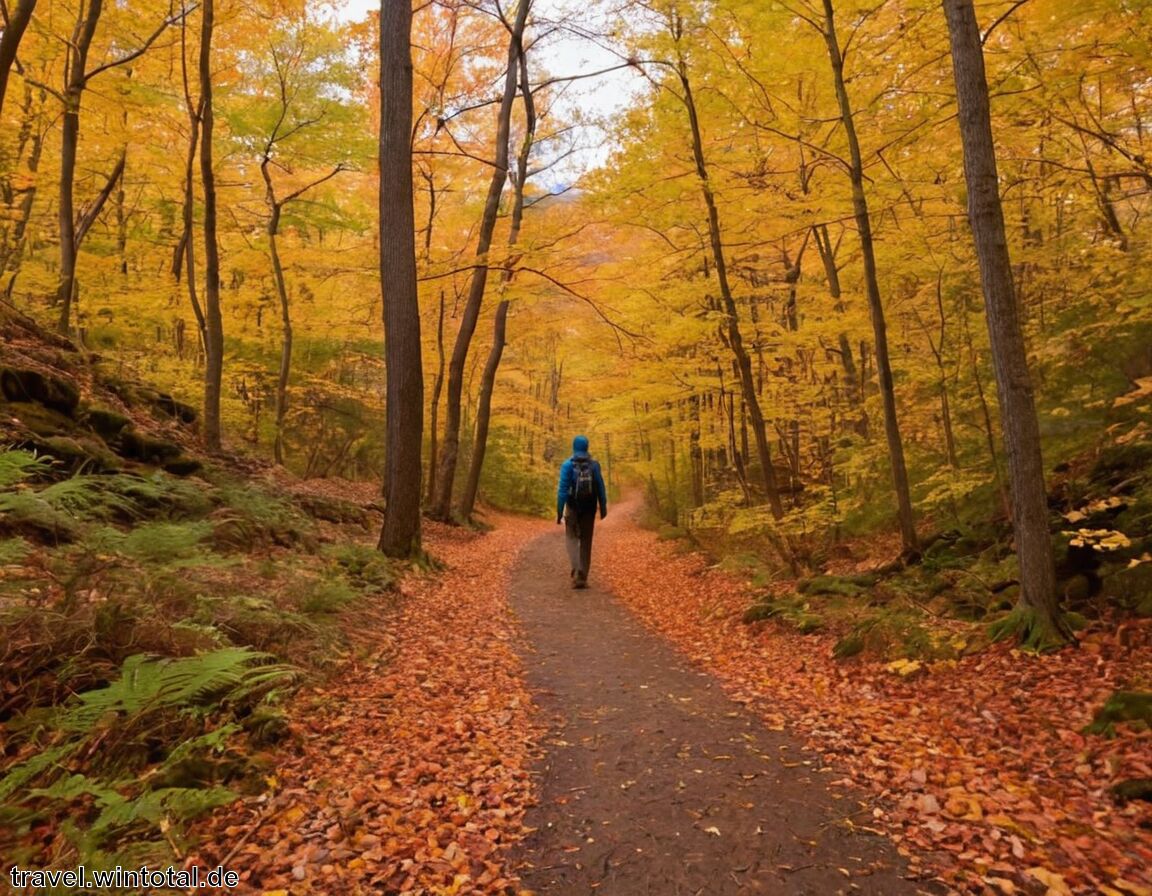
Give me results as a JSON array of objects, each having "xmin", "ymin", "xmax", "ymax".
[
  {"xmin": 324, "ymin": 543, "xmax": 396, "ymax": 591},
  {"xmin": 210, "ymin": 483, "xmax": 313, "ymax": 550},
  {"xmin": 0, "ymin": 650, "xmax": 294, "ymax": 866}
]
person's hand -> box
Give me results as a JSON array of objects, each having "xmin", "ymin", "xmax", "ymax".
[
  {"xmin": 600, "ymin": 511, "xmax": 607, "ymax": 520},
  {"xmin": 556, "ymin": 516, "xmax": 562, "ymax": 525}
]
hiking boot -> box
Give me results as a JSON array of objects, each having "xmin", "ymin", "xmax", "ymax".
[{"xmin": 574, "ymin": 571, "xmax": 587, "ymax": 589}]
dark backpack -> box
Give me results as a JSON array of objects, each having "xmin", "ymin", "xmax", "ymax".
[{"xmin": 571, "ymin": 457, "xmax": 596, "ymax": 507}]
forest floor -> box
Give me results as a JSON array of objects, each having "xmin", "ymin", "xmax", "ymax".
[{"xmin": 190, "ymin": 499, "xmax": 1152, "ymax": 896}]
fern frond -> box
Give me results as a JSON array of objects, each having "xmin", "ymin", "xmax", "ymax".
[
  {"xmin": 58, "ymin": 648, "xmax": 297, "ymax": 731},
  {"xmin": 0, "ymin": 450, "xmax": 52, "ymax": 488},
  {"xmin": 0, "ymin": 741, "xmax": 82, "ymax": 801},
  {"xmin": 38, "ymin": 477, "xmax": 139, "ymax": 520}
]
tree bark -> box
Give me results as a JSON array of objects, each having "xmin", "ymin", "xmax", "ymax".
[
  {"xmin": 263, "ymin": 184, "xmax": 291, "ymax": 466},
  {"xmin": 0, "ymin": 0, "xmax": 36, "ymax": 118},
  {"xmin": 199, "ymin": 0, "xmax": 224, "ymax": 449},
  {"xmin": 426, "ymin": 289, "xmax": 445, "ymax": 504},
  {"xmin": 458, "ymin": 298, "xmax": 508, "ymax": 519},
  {"xmin": 457, "ymin": 36, "xmax": 537, "ymax": 522},
  {"xmin": 674, "ymin": 31, "xmax": 783, "ymax": 519},
  {"xmin": 175, "ymin": 7, "xmax": 206, "ymax": 367},
  {"xmin": 377, "ymin": 0, "xmax": 423, "ymax": 557},
  {"xmin": 943, "ymin": 0, "xmax": 1068, "ymax": 644},
  {"xmin": 429, "ymin": 0, "xmax": 530, "ymax": 521},
  {"xmin": 55, "ymin": 0, "xmax": 103, "ymax": 334},
  {"xmin": 820, "ymin": 0, "xmax": 918, "ymax": 555}
]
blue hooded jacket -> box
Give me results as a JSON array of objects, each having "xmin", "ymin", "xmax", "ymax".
[{"xmin": 556, "ymin": 435, "xmax": 608, "ymax": 520}]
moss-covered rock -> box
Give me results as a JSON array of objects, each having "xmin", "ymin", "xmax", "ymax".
[
  {"xmin": 1101, "ymin": 562, "xmax": 1152, "ymax": 613},
  {"xmin": 83, "ymin": 406, "xmax": 131, "ymax": 440},
  {"xmin": 40, "ymin": 436, "xmax": 122, "ymax": 472},
  {"xmin": 0, "ymin": 367, "xmax": 80, "ymax": 415},
  {"xmin": 3, "ymin": 400, "xmax": 78, "ymax": 438},
  {"xmin": 163, "ymin": 457, "xmax": 204, "ymax": 477},
  {"xmin": 152, "ymin": 393, "xmax": 198, "ymax": 425},
  {"xmin": 1111, "ymin": 778, "xmax": 1152, "ymax": 803},
  {"xmin": 741, "ymin": 602, "xmax": 778, "ymax": 624},
  {"xmin": 1091, "ymin": 442, "xmax": 1152, "ymax": 490},
  {"xmin": 119, "ymin": 428, "xmax": 184, "ymax": 464},
  {"xmin": 1085, "ymin": 690, "xmax": 1152, "ymax": 736}
]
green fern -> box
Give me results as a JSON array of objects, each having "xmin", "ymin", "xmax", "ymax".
[
  {"xmin": 57, "ymin": 648, "xmax": 296, "ymax": 732},
  {"xmin": 26, "ymin": 772, "xmax": 236, "ymax": 850},
  {"xmin": 0, "ymin": 741, "xmax": 82, "ymax": 802},
  {"xmin": 101, "ymin": 472, "xmax": 214, "ymax": 520},
  {"xmin": 87, "ymin": 784, "xmax": 236, "ymax": 843},
  {"xmin": 119, "ymin": 521, "xmax": 213, "ymax": 563},
  {"xmin": 36, "ymin": 477, "xmax": 140, "ymax": 520},
  {"xmin": 0, "ymin": 537, "xmax": 30, "ymax": 565},
  {"xmin": 0, "ymin": 490, "xmax": 79, "ymax": 540},
  {"xmin": 0, "ymin": 449, "xmax": 53, "ymax": 488}
]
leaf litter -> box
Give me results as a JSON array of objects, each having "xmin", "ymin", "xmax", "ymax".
[
  {"xmin": 188, "ymin": 505, "xmax": 1150, "ymax": 896},
  {"xmin": 189, "ymin": 514, "xmax": 545, "ymax": 896},
  {"xmin": 596, "ymin": 517, "xmax": 1152, "ymax": 895}
]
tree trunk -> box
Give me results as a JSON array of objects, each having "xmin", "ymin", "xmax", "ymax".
[
  {"xmin": 943, "ymin": 0, "xmax": 1068, "ymax": 644},
  {"xmin": 265, "ymin": 194, "xmax": 291, "ymax": 466},
  {"xmin": 0, "ymin": 0, "xmax": 36, "ymax": 118},
  {"xmin": 426, "ymin": 290, "xmax": 445, "ymax": 505},
  {"xmin": 457, "ymin": 299, "xmax": 508, "ymax": 519},
  {"xmin": 675, "ymin": 37, "xmax": 782, "ymax": 518},
  {"xmin": 55, "ymin": 0, "xmax": 103, "ymax": 334},
  {"xmin": 430, "ymin": 0, "xmax": 530, "ymax": 521},
  {"xmin": 199, "ymin": 0, "xmax": 223, "ymax": 449},
  {"xmin": 457, "ymin": 36, "xmax": 536, "ymax": 522},
  {"xmin": 821, "ymin": 0, "xmax": 917, "ymax": 555},
  {"xmin": 377, "ymin": 0, "xmax": 424, "ymax": 557}
]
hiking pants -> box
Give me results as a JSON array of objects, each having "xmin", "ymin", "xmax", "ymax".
[{"xmin": 564, "ymin": 505, "xmax": 597, "ymax": 577}]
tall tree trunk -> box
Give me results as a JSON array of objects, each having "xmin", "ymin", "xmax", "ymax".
[
  {"xmin": 674, "ymin": 30, "xmax": 782, "ymax": 519},
  {"xmin": 0, "ymin": 0, "xmax": 36, "ymax": 118},
  {"xmin": 175, "ymin": 8, "xmax": 206, "ymax": 364},
  {"xmin": 377, "ymin": 0, "xmax": 423, "ymax": 557},
  {"xmin": 421, "ymin": 172, "xmax": 443, "ymax": 505},
  {"xmin": 458, "ymin": 299, "xmax": 508, "ymax": 519},
  {"xmin": 264, "ymin": 192, "xmax": 291, "ymax": 465},
  {"xmin": 457, "ymin": 37, "xmax": 536, "ymax": 522},
  {"xmin": 943, "ymin": 0, "xmax": 1068, "ymax": 645},
  {"xmin": 199, "ymin": 0, "xmax": 223, "ymax": 449},
  {"xmin": 55, "ymin": 0, "xmax": 103, "ymax": 334},
  {"xmin": 812, "ymin": 223, "xmax": 861, "ymax": 414},
  {"xmin": 426, "ymin": 290, "xmax": 445, "ymax": 504},
  {"xmin": 821, "ymin": 0, "xmax": 918, "ymax": 555},
  {"xmin": 430, "ymin": 0, "xmax": 530, "ymax": 521}
]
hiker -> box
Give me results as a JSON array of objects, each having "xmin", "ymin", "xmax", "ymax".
[{"xmin": 556, "ymin": 434, "xmax": 608, "ymax": 589}]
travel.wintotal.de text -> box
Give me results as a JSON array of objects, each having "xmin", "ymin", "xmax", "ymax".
[{"xmin": 9, "ymin": 864, "xmax": 240, "ymax": 889}]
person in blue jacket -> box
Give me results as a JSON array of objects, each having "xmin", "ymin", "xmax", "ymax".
[{"xmin": 556, "ymin": 434, "xmax": 608, "ymax": 589}]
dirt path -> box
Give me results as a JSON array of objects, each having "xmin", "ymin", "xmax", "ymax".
[{"xmin": 509, "ymin": 518, "xmax": 934, "ymax": 895}]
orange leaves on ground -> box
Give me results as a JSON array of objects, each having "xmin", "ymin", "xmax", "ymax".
[
  {"xmin": 598, "ymin": 521, "xmax": 1152, "ymax": 895},
  {"xmin": 190, "ymin": 515, "xmax": 545, "ymax": 896}
]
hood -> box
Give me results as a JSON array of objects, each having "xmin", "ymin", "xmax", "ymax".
[{"xmin": 572, "ymin": 435, "xmax": 590, "ymax": 456}]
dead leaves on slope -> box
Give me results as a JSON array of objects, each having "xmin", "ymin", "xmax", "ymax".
[
  {"xmin": 191, "ymin": 516, "xmax": 545, "ymax": 896},
  {"xmin": 598, "ymin": 523, "xmax": 1152, "ymax": 895}
]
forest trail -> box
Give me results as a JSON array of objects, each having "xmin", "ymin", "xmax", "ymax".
[
  {"xmin": 188, "ymin": 504, "xmax": 1151, "ymax": 896},
  {"xmin": 509, "ymin": 508, "xmax": 931, "ymax": 895}
]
